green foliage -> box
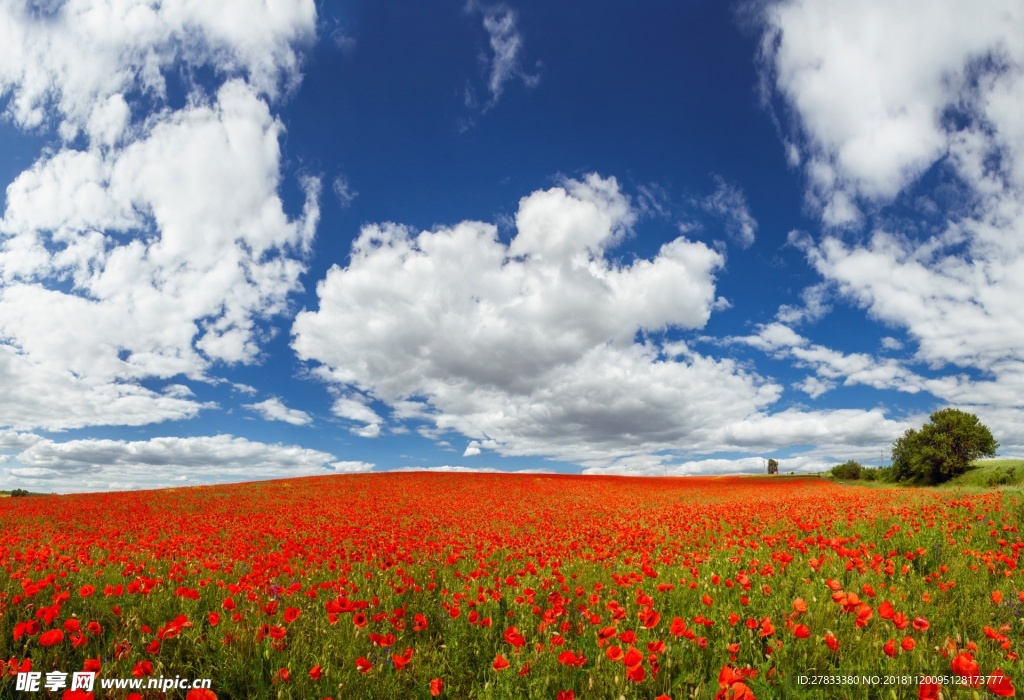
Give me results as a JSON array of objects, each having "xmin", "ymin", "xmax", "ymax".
[
  {"xmin": 891, "ymin": 408, "xmax": 998, "ymax": 484},
  {"xmin": 830, "ymin": 460, "xmax": 863, "ymax": 480},
  {"xmin": 9, "ymin": 488, "xmax": 29, "ymax": 497},
  {"xmin": 985, "ymin": 466, "xmax": 1017, "ymax": 487},
  {"xmin": 766, "ymin": 458, "xmax": 779, "ymax": 475}
]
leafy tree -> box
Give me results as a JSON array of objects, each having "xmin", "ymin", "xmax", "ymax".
[
  {"xmin": 9, "ymin": 488, "xmax": 29, "ymax": 497},
  {"xmin": 891, "ymin": 408, "xmax": 998, "ymax": 484},
  {"xmin": 767, "ymin": 459, "xmax": 778, "ymax": 475},
  {"xmin": 831, "ymin": 460, "xmax": 863, "ymax": 480}
]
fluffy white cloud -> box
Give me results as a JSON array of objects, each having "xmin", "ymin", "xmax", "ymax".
[
  {"xmin": 1, "ymin": 434, "xmax": 366, "ymax": 492},
  {"xmin": 294, "ymin": 173, "xmax": 903, "ymax": 468},
  {"xmin": 244, "ymin": 397, "xmax": 312, "ymax": 426},
  {"xmin": 0, "ymin": 1, "xmax": 320, "ymax": 431},
  {"xmin": 759, "ymin": 0, "xmax": 1024, "ymax": 224},
  {"xmin": 760, "ymin": 0, "xmax": 1024, "ymax": 444},
  {"xmin": 0, "ymin": 0, "xmax": 316, "ymax": 137}
]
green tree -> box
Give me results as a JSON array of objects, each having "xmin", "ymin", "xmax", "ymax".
[
  {"xmin": 890, "ymin": 408, "xmax": 998, "ymax": 484},
  {"xmin": 767, "ymin": 459, "xmax": 779, "ymax": 475},
  {"xmin": 831, "ymin": 460, "xmax": 863, "ymax": 480}
]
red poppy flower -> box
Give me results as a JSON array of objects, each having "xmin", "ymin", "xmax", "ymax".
[
  {"xmin": 430, "ymin": 678, "xmax": 444, "ymax": 697},
  {"xmin": 393, "ymin": 648, "xmax": 413, "ymax": 670},
  {"xmin": 987, "ymin": 669, "xmax": 1015, "ymax": 697},
  {"xmin": 309, "ymin": 665, "xmax": 322, "ymax": 680},
  {"xmin": 492, "ymin": 655, "xmax": 509, "ymax": 671},
  {"xmin": 39, "ymin": 630, "xmax": 64, "ymax": 647}
]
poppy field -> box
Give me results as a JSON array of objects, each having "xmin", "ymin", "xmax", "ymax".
[{"xmin": 1, "ymin": 473, "xmax": 1021, "ymax": 699}]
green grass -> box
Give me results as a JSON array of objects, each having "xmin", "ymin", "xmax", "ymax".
[{"xmin": 945, "ymin": 459, "xmax": 1024, "ymax": 488}]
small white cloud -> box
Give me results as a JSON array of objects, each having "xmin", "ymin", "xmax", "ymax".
[
  {"xmin": 328, "ymin": 460, "xmax": 374, "ymax": 473},
  {"xmin": 333, "ymin": 174, "xmax": 358, "ymax": 208},
  {"xmin": 794, "ymin": 375, "xmax": 834, "ymax": 399},
  {"xmin": 244, "ymin": 397, "xmax": 312, "ymax": 426},
  {"xmin": 353, "ymin": 423, "xmax": 381, "ymax": 439},
  {"xmin": 701, "ymin": 175, "xmax": 758, "ymax": 248},
  {"xmin": 463, "ymin": 441, "xmax": 482, "ymax": 457},
  {"xmin": 880, "ymin": 336, "xmax": 904, "ymax": 351},
  {"xmin": 466, "ymin": 1, "xmax": 540, "ymax": 109}
]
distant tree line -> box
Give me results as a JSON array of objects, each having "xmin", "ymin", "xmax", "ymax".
[{"xmin": 830, "ymin": 408, "xmax": 997, "ymax": 486}]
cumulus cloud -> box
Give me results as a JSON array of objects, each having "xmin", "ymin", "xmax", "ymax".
[
  {"xmin": 758, "ymin": 0, "xmax": 1024, "ymax": 444},
  {"xmin": 0, "ymin": 0, "xmax": 320, "ymax": 431},
  {"xmin": 293, "ymin": 173, "xmax": 902, "ymax": 469},
  {"xmin": 1, "ymin": 434, "xmax": 365, "ymax": 492},
  {"xmin": 0, "ymin": 0, "xmax": 316, "ymax": 138},
  {"xmin": 244, "ymin": 397, "xmax": 312, "ymax": 426},
  {"xmin": 758, "ymin": 0, "xmax": 1024, "ymax": 225},
  {"xmin": 466, "ymin": 1, "xmax": 539, "ymax": 108}
]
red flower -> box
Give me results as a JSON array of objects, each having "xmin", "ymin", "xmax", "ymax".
[
  {"xmin": 987, "ymin": 669, "xmax": 1015, "ymax": 697},
  {"xmin": 911, "ymin": 617, "xmax": 929, "ymax": 632},
  {"xmin": 283, "ymin": 608, "xmax": 301, "ymax": 623},
  {"xmin": 78, "ymin": 585, "xmax": 95, "ymax": 598},
  {"xmin": 430, "ymin": 678, "xmax": 444, "ymax": 697},
  {"xmin": 186, "ymin": 689, "xmax": 218, "ymax": 700},
  {"xmin": 557, "ymin": 650, "xmax": 586, "ymax": 668},
  {"xmin": 492, "ymin": 655, "xmax": 510, "ymax": 671},
  {"xmin": 883, "ymin": 639, "xmax": 896, "ymax": 658},
  {"xmin": 918, "ymin": 679, "xmax": 940, "ymax": 700},
  {"xmin": 132, "ymin": 661, "xmax": 154, "ymax": 678},
  {"xmin": 393, "ymin": 648, "xmax": 413, "ymax": 671},
  {"xmin": 900, "ymin": 636, "xmax": 915, "ymax": 652},
  {"xmin": 878, "ymin": 600, "xmax": 894, "ymax": 619},
  {"xmin": 39, "ymin": 629, "xmax": 64, "ymax": 647},
  {"xmin": 309, "ymin": 665, "xmax": 322, "ymax": 681},
  {"xmin": 793, "ymin": 624, "xmax": 810, "ymax": 639},
  {"xmin": 606, "ymin": 645, "xmax": 624, "ymax": 662},
  {"xmin": 277, "ymin": 668, "xmax": 290, "ymax": 683},
  {"xmin": 824, "ymin": 631, "xmax": 839, "ymax": 652},
  {"xmin": 208, "ymin": 612, "xmax": 220, "ymax": 627},
  {"xmin": 951, "ymin": 652, "xmax": 980, "ymax": 686},
  {"xmin": 556, "ymin": 692, "xmax": 575, "ymax": 700},
  {"xmin": 355, "ymin": 657, "xmax": 372, "ymax": 674}
]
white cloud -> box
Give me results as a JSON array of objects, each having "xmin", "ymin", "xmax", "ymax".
[
  {"xmin": 0, "ymin": 0, "xmax": 316, "ymax": 138},
  {"xmin": 294, "ymin": 173, "xmax": 903, "ymax": 468},
  {"xmin": 880, "ymin": 336, "xmax": 903, "ymax": 351},
  {"xmin": 332, "ymin": 174, "xmax": 358, "ymax": 208},
  {"xmin": 759, "ymin": 0, "xmax": 1024, "ymax": 224},
  {"xmin": 2, "ymin": 434, "xmax": 359, "ymax": 492},
  {"xmin": 462, "ymin": 441, "xmax": 481, "ymax": 457},
  {"xmin": 759, "ymin": 0, "xmax": 1024, "ymax": 441},
  {"xmin": 776, "ymin": 282, "xmax": 830, "ymax": 325},
  {"xmin": 0, "ymin": 1, "xmax": 321, "ymax": 432},
  {"xmin": 701, "ymin": 175, "xmax": 758, "ymax": 248},
  {"xmin": 244, "ymin": 397, "xmax": 312, "ymax": 426},
  {"xmin": 467, "ymin": 1, "xmax": 539, "ymax": 108}
]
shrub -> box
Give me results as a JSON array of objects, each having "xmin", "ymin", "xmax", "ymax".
[
  {"xmin": 891, "ymin": 408, "xmax": 998, "ymax": 484},
  {"xmin": 830, "ymin": 460, "xmax": 863, "ymax": 480},
  {"xmin": 986, "ymin": 466, "xmax": 1017, "ymax": 487}
]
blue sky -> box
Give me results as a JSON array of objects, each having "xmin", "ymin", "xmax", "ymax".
[{"xmin": 1, "ymin": 0, "xmax": 1023, "ymax": 491}]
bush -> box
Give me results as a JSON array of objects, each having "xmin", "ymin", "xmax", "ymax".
[
  {"xmin": 10, "ymin": 488, "xmax": 30, "ymax": 497},
  {"xmin": 861, "ymin": 468, "xmax": 878, "ymax": 481},
  {"xmin": 891, "ymin": 408, "xmax": 998, "ymax": 484},
  {"xmin": 986, "ymin": 466, "xmax": 1017, "ymax": 487},
  {"xmin": 831, "ymin": 460, "xmax": 863, "ymax": 480}
]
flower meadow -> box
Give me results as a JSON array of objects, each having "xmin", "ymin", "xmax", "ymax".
[{"xmin": 1, "ymin": 473, "xmax": 1021, "ymax": 699}]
